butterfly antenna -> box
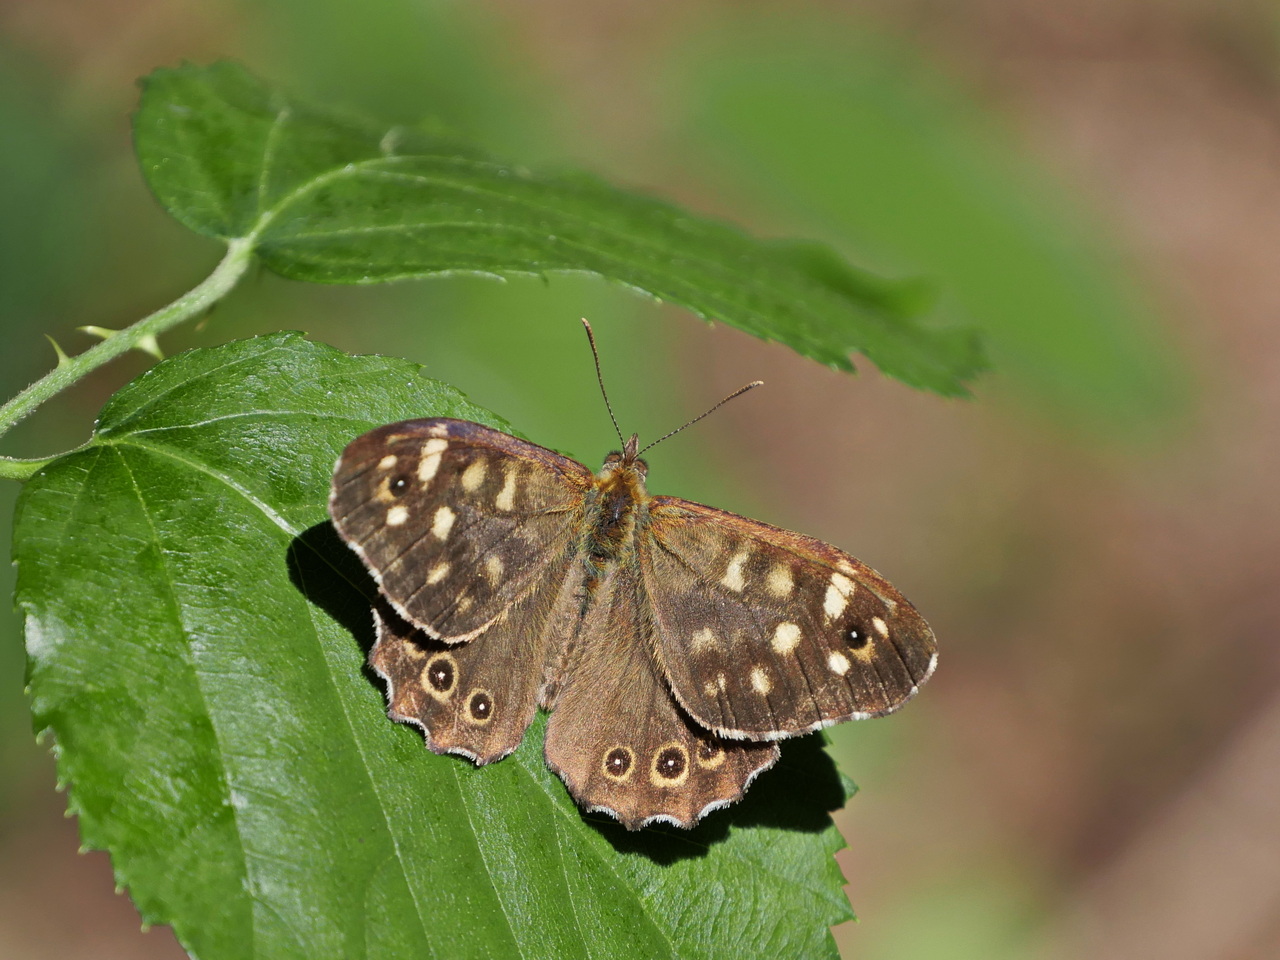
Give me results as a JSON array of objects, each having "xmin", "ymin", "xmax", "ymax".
[
  {"xmin": 581, "ymin": 318, "xmax": 626, "ymax": 449},
  {"xmin": 639, "ymin": 380, "xmax": 764, "ymax": 456}
]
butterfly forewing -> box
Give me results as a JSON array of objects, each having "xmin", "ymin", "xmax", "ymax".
[
  {"xmin": 543, "ymin": 563, "xmax": 780, "ymax": 830},
  {"xmin": 330, "ymin": 419, "xmax": 593, "ymax": 640},
  {"xmin": 640, "ymin": 498, "xmax": 937, "ymax": 740}
]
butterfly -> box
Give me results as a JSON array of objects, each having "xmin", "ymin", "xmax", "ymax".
[{"xmin": 329, "ymin": 333, "xmax": 936, "ymax": 830}]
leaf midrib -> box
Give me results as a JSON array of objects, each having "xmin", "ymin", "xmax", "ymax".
[{"xmin": 261, "ymin": 158, "xmax": 837, "ymax": 329}]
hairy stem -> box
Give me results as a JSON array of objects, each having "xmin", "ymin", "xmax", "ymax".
[{"xmin": 0, "ymin": 239, "xmax": 254, "ymax": 478}]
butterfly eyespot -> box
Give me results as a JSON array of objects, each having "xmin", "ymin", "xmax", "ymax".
[
  {"xmin": 467, "ymin": 690, "xmax": 494, "ymax": 723},
  {"xmin": 695, "ymin": 741, "xmax": 726, "ymax": 769},
  {"xmin": 846, "ymin": 625, "xmax": 870, "ymax": 650},
  {"xmin": 652, "ymin": 745, "xmax": 688, "ymax": 783},
  {"xmin": 419, "ymin": 653, "xmax": 459, "ymax": 701},
  {"xmin": 424, "ymin": 656, "xmax": 455, "ymax": 694},
  {"xmin": 602, "ymin": 746, "xmax": 634, "ymax": 779},
  {"xmin": 388, "ymin": 474, "xmax": 412, "ymax": 496}
]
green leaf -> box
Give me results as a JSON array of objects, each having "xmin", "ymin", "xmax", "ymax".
[
  {"xmin": 134, "ymin": 60, "xmax": 983, "ymax": 396},
  {"xmin": 15, "ymin": 333, "xmax": 854, "ymax": 960}
]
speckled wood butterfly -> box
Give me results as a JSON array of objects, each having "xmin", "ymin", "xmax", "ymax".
[{"xmin": 329, "ymin": 326, "xmax": 936, "ymax": 830}]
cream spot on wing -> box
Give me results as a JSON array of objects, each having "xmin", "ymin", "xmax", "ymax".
[
  {"xmin": 703, "ymin": 679, "xmax": 719, "ymax": 697},
  {"xmin": 716, "ymin": 672, "xmax": 728, "ymax": 692},
  {"xmin": 828, "ymin": 652, "xmax": 851, "ymax": 675},
  {"xmin": 721, "ymin": 549, "xmax": 750, "ymax": 592},
  {"xmin": 836, "ymin": 560, "xmax": 857, "ymax": 575},
  {"xmin": 456, "ymin": 595, "xmax": 473, "ymax": 614},
  {"xmin": 378, "ymin": 454, "xmax": 398, "ymax": 470},
  {"xmin": 691, "ymin": 627, "xmax": 718, "ymax": 652},
  {"xmin": 824, "ymin": 573, "xmax": 855, "ymax": 619},
  {"xmin": 873, "ymin": 616, "xmax": 889, "ymax": 637},
  {"xmin": 461, "ymin": 459, "xmax": 488, "ymax": 493},
  {"xmin": 495, "ymin": 467, "xmax": 517, "ymax": 511},
  {"xmin": 427, "ymin": 424, "xmax": 448, "ymax": 438},
  {"xmin": 432, "ymin": 505, "xmax": 456, "ymax": 540},
  {"xmin": 766, "ymin": 563, "xmax": 794, "ymax": 598},
  {"xmin": 417, "ymin": 438, "xmax": 449, "ymax": 484},
  {"xmin": 386, "ymin": 505, "xmax": 409, "ymax": 526},
  {"xmin": 485, "ymin": 554, "xmax": 504, "ymax": 582},
  {"xmin": 772, "ymin": 622, "xmax": 801, "ymax": 655},
  {"xmin": 427, "ymin": 562, "xmax": 449, "ymax": 585},
  {"xmin": 823, "ymin": 584, "xmax": 846, "ymax": 619},
  {"xmin": 750, "ymin": 666, "xmax": 772, "ymax": 695}
]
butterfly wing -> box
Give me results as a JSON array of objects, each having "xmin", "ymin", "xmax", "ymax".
[
  {"xmin": 543, "ymin": 564, "xmax": 779, "ymax": 830},
  {"xmin": 639, "ymin": 497, "xmax": 937, "ymax": 740},
  {"xmin": 369, "ymin": 548, "xmax": 586, "ymax": 763},
  {"xmin": 330, "ymin": 418, "xmax": 593, "ymax": 640}
]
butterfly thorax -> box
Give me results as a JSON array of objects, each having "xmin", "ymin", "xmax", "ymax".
[{"xmin": 584, "ymin": 435, "xmax": 650, "ymax": 569}]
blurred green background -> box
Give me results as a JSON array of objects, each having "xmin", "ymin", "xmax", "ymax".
[{"xmin": 3, "ymin": 2, "xmax": 1278, "ymax": 958}]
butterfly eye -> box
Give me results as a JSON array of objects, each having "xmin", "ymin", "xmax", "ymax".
[
  {"xmin": 602, "ymin": 746, "xmax": 634, "ymax": 779},
  {"xmin": 467, "ymin": 690, "xmax": 494, "ymax": 723}
]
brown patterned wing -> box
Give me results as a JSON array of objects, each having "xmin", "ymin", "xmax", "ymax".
[
  {"xmin": 639, "ymin": 497, "xmax": 937, "ymax": 740},
  {"xmin": 369, "ymin": 542, "xmax": 587, "ymax": 762},
  {"xmin": 329, "ymin": 418, "xmax": 593, "ymax": 640},
  {"xmin": 543, "ymin": 564, "xmax": 779, "ymax": 830}
]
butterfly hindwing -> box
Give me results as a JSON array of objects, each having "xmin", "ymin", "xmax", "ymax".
[
  {"xmin": 640, "ymin": 497, "xmax": 937, "ymax": 739},
  {"xmin": 369, "ymin": 538, "xmax": 587, "ymax": 762},
  {"xmin": 543, "ymin": 563, "xmax": 780, "ymax": 829},
  {"xmin": 330, "ymin": 418, "xmax": 593, "ymax": 640}
]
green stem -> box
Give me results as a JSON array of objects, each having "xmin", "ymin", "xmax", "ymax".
[
  {"xmin": 0, "ymin": 455, "xmax": 60, "ymax": 482},
  {"xmin": 0, "ymin": 238, "xmax": 254, "ymax": 473}
]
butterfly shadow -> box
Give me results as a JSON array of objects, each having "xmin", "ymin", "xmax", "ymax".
[
  {"xmin": 589, "ymin": 732, "xmax": 849, "ymax": 865},
  {"xmin": 287, "ymin": 520, "xmax": 382, "ymax": 663}
]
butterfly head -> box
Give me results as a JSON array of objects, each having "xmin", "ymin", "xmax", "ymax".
[{"xmin": 600, "ymin": 433, "xmax": 649, "ymax": 484}]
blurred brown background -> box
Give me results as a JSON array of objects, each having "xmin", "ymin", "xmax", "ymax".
[{"xmin": 1, "ymin": 1, "xmax": 1278, "ymax": 958}]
